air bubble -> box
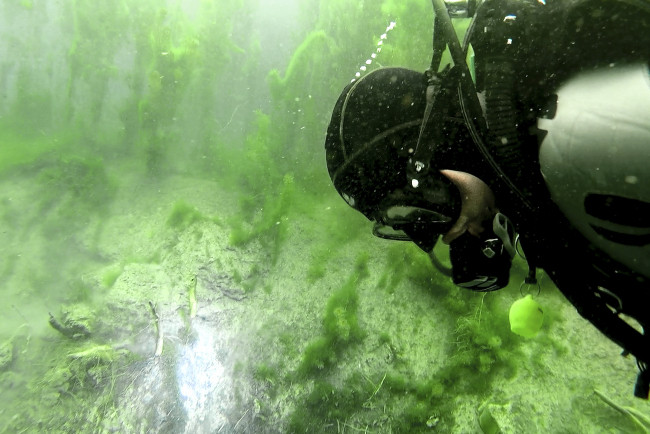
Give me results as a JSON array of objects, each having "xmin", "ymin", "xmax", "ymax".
[{"xmin": 350, "ymin": 20, "xmax": 396, "ymax": 81}]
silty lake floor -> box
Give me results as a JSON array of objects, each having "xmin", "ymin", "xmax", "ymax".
[{"xmin": 0, "ymin": 162, "xmax": 648, "ymax": 433}]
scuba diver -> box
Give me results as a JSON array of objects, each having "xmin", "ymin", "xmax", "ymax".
[{"xmin": 324, "ymin": 0, "xmax": 650, "ymax": 398}]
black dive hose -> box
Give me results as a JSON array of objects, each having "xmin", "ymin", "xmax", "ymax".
[{"xmin": 429, "ymin": 0, "xmax": 535, "ymax": 211}]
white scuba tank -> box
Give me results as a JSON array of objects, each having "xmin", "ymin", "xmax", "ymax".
[{"xmin": 538, "ymin": 62, "xmax": 650, "ymax": 279}]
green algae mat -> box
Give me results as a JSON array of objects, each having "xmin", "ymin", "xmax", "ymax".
[{"xmin": 1, "ymin": 0, "xmax": 648, "ymax": 432}]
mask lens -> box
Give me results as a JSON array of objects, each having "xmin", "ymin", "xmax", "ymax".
[
  {"xmin": 372, "ymin": 205, "xmax": 453, "ymax": 243},
  {"xmin": 384, "ymin": 205, "xmax": 451, "ymax": 224},
  {"xmin": 372, "ymin": 223, "xmax": 412, "ymax": 241}
]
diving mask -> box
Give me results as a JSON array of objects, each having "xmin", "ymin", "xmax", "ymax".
[
  {"xmin": 373, "ymin": 205, "xmax": 454, "ymax": 241},
  {"xmin": 370, "ymin": 183, "xmax": 460, "ymax": 252}
]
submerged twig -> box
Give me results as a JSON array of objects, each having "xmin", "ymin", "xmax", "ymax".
[
  {"xmin": 233, "ymin": 408, "xmax": 249, "ymax": 431},
  {"xmin": 365, "ymin": 372, "xmax": 387, "ymax": 404},
  {"xmin": 217, "ymin": 104, "xmax": 240, "ymax": 133},
  {"xmin": 475, "ymin": 293, "xmax": 487, "ymax": 325},
  {"xmin": 189, "ymin": 275, "xmax": 197, "ymax": 319},
  {"xmin": 148, "ymin": 301, "xmax": 163, "ymax": 357},
  {"xmin": 594, "ymin": 389, "xmax": 650, "ymax": 433}
]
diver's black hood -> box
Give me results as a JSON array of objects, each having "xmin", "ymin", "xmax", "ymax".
[
  {"xmin": 325, "ymin": 67, "xmax": 491, "ymax": 222},
  {"xmin": 325, "ymin": 68, "xmax": 429, "ymax": 217}
]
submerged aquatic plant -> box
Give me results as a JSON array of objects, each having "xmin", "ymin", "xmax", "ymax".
[{"xmin": 299, "ymin": 263, "xmax": 366, "ymax": 375}]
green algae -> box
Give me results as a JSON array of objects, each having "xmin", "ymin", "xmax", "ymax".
[
  {"xmin": 299, "ymin": 257, "xmax": 366, "ymax": 376},
  {"xmin": 0, "ymin": 1, "xmax": 645, "ymax": 433}
]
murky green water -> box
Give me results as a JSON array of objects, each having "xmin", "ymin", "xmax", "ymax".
[{"xmin": 0, "ymin": 1, "xmax": 648, "ymax": 432}]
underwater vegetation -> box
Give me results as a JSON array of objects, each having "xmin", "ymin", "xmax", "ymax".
[
  {"xmin": 36, "ymin": 155, "xmax": 116, "ymax": 218},
  {"xmin": 299, "ymin": 254, "xmax": 368, "ymax": 376},
  {"xmin": 166, "ymin": 200, "xmax": 221, "ymax": 229},
  {"xmin": 1, "ymin": 0, "xmax": 647, "ymax": 432},
  {"xmin": 229, "ymin": 171, "xmax": 296, "ymax": 264}
]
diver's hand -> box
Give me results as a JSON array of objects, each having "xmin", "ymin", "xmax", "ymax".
[{"xmin": 440, "ymin": 169, "xmax": 497, "ymax": 244}]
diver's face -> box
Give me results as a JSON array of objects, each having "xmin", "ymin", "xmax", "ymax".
[{"xmin": 439, "ymin": 169, "xmax": 497, "ymax": 244}]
